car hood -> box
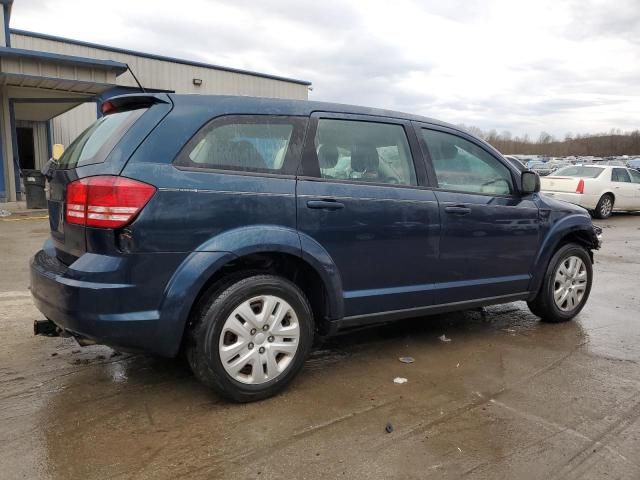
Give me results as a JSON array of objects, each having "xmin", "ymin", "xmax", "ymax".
[{"xmin": 538, "ymin": 192, "xmax": 591, "ymax": 216}]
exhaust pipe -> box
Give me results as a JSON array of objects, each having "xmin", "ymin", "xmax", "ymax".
[{"xmin": 34, "ymin": 319, "xmax": 60, "ymax": 336}]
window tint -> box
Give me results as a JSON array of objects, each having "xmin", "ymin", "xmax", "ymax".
[
  {"xmin": 422, "ymin": 129, "xmax": 513, "ymax": 195},
  {"xmin": 314, "ymin": 119, "xmax": 417, "ymax": 186},
  {"xmin": 628, "ymin": 169, "xmax": 640, "ymax": 184},
  {"xmin": 612, "ymin": 168, "xmax": 631, "ymax": 183},
  {"xmin": 57, "ymin": 108, "xmax": 146, "ymax": 169},
  {"xmin": 178, "ymin": 117, "xmax": 300, "ymax": 173}
]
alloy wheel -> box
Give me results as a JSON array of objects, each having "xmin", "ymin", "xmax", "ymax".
[{"xmin": 600, "ymin": 197, "xmax": 612, "ymax": 217}]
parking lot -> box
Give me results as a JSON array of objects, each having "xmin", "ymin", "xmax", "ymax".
[{"xmin": 1, "ymin": 212, "xmax": 639, "ymax": 480}]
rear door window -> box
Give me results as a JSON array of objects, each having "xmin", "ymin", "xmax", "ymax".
[
  {"xmin": 57, "ymin": 108, "xmax": 147, "ymax": 169},
  {"xmin": 628, "ymin": 169, "xmax": 640, "ymax": 183},
  {"xmin": 175, "ymin": 116, "xmax": 306, "ymax": 175},
  {"xmin": 612, "ymin": 168, "xmax": 631, "ymax": 183},
  {"xmin": 313, "ymin": 119, "xmax": 417, "ymax": 186}
]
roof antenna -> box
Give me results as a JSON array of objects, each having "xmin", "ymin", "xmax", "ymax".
[{"xmin": 126, "ymin": 64, "xmax": 146, "ymax": 93}]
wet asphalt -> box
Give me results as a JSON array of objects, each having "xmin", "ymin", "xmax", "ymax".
[{"xmin": 0, "ymin": 213, "xmax": 639, "ymax": 479}]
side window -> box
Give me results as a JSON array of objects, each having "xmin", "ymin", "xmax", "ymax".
[
  {"xmin": 628, "ymin": 169, "xmax": 640, "ymax": 184},
  {"xmin": 421, "ymin": 129, "xmax": 513, "ymax": 195},
  {"xmin": 612, "ymin": 168, "xmax": 631, "ymax": 183},
  {"xmin": 314, "ymin": 119, "xmax": 417, "ymax": 186},
  {"xmin": 176, "ymin": 116, "xmax": 304, "ymax": 174}
]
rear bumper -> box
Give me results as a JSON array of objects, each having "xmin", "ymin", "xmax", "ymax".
[
  {"xmin": 542, "ymin": 191, "xmax": 600, "ymax": 210},
  {"xmin": 29, "ymin": 241, "xmax": 185, "ymax": 356}
]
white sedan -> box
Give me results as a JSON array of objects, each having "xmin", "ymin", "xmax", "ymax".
[{"xmin": 540, "ymin": 165, "xmax": 640, "ymax": 218}]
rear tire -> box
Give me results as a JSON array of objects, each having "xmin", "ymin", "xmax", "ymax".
[
  {"xmin": 593, "ymin": 194, "xmax": 614, "ymax": 219},
  {"xmin": 186, "ymin": 274, "xmax": 314, "ymax": 402},
  {"xmin": 527, "ymin": 243, "xmax": 592, "ymax": 323}
]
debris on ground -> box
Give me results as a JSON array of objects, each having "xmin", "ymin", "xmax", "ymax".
[
  {"xmin": 439, "ymin": 334, "xmax": 451, "ymax": 342},
  {"xmin": 393, "ymin": 377, "xmax": 408, "ymax": 384},
  {"xmin": 399, "ymin": 356, "xmax": 415, "ymax": 364},
  {"xmin": 502, "ymin": 328, "xmax": 516, "ymax": 335},
  {"xmin": 0, "ymin": 209, "xmax": 11, "ymax": 217},
  {"xmin": 385, "ymin": 422, "xmax": 394, "ymax": 433},
  {"xmin": 456, "ymin": 363, "xmax": 460, "ymax": 368}
]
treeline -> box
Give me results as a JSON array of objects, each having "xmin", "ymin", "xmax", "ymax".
[{"xmin": 458, "ymin": 126, "xmax": 640, "ymax": 157}]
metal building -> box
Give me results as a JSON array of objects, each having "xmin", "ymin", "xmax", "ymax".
[{"xmin": 0, "ymin": 1, "xmax": 311, "ymax": 202}]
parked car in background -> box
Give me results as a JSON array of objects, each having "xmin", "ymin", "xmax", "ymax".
[
  {"xmin": 527, "ymin": 160, "xmax": 554, "ymax": 176},
  {"xmin": 546, "ymin": 160, "xmax": 571, "ymax": 174},
  {"xmin": 541, "ymin": 165, "xmax": 640, "ymax": 218},
  {"xmin": 30, "ymin": 94, "xmax": 602, "ymax": 401},
  {"xmin": 602, "ymin": 160, "xmax": 627, "ymax": 167},
  {"xmin": 626, "ymin": 158, "xmax": 640, "ymax": 171}
]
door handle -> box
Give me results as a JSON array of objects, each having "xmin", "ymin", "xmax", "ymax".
[
  {"xmin": 306, "ymin": 199, "xmax": 345, "ymax": 210},
  {"xmin": 444, "ymin": 205, "xmax": 472, "ymax": 215}
]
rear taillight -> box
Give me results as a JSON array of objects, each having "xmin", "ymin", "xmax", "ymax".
[
  {"xmin": 66, "ymin": 176, "xmax": 156, "ymax": 228},
  {"xmin": 576, "ymin": 179, "xmax": 585, "ymax": 194},
  {"xmin": 101, "ymin": 100, "xmax": 115, "ymax": 115}
]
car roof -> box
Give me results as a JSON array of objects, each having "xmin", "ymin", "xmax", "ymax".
[{"xmin": 167, "ymin": 93, "xmax": 459, "ymax": 130}]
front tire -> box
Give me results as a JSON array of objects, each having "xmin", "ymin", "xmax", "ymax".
[
  {"xmin": 187, "ymin": 274, "xmax": 314, "ymax": 402},
  {"xmin": 593, "ymin": 194, "xmax": 614, "ymax": 219},
  {"xmin": 527, "ymin": 243, "xmax": 593, "ymax": 323}
]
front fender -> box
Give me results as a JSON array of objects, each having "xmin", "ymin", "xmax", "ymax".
[{"xmin": 529, "ymin": 212, "xmax": 596, "ymax": 297}]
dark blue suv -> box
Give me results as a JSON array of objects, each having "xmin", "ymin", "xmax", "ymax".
[{"xmin": 31, "ymin": 94, "xmax": 601, "ymax": 401}]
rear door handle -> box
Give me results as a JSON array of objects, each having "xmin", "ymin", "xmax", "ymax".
[
  {"xmin": 306, "ymin": 200, "xmax": 345, "ymax": 210},
  {"xmin": 444, "ymin": 205, "xmax": 471, "ymax": 215}
]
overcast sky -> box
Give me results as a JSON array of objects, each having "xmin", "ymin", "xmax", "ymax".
[{"xmin": 10, "ymin": 0, "xmax": 640, "ymax": 137}]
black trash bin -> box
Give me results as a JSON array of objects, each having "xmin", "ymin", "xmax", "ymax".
[{"xmin": 22, "ymin": 169, "xmax": 47, "ymax": 209}]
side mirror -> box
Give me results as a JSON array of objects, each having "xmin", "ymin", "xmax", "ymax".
[
  {"xmin": 52, "ymin": 143, "xmax": 65, "ymax": 161},
  {"xmin": 521, "ymin": 170, "xmax": 540, "ymax": 194}
]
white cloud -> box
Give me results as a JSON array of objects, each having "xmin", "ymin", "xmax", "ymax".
[{"xmin": 10, "ymin": 0, "xmax": 640, "ymax": 136}]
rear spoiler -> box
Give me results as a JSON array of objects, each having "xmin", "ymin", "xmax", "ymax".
[{"xmin": 100, "ymin": 93, "xmax": 171, "ymax": 115}]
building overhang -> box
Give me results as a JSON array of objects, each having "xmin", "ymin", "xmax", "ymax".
[
  {"xmin": 0, "ymin": 46, "xmax": 129, "ymax": 120},
  {"xmin": 0, "ymin": 45, "xmax": 127, "ymax": 97}
]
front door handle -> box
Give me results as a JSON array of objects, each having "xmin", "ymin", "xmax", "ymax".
[
  {"xmin": 306, "ymin": 200, "xmax": 345, "ymax": 210},
  {"xmin": 444, "ymin": 205, "xmax": 472, "ymax": 215}
]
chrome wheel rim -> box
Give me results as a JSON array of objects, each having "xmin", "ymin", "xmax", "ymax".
[
  {"xmin": 600, "ymin": 197, "xmax": 612, "ymax": 216},
  {"xmin": 219, "ymin": 295, "xmax": 300, "ymax": 385},
  {"xmin": 553, "ymin": 256, "xmax": 588, "ymax": 312}
]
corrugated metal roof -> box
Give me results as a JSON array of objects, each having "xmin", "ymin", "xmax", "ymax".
[{"xmin": 0, "ymin": 45, "xmax": 128, "ymax": 73}]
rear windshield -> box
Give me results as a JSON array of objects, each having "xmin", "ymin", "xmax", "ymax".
[
  {"xmin": 554, "ymin": 166, "xmax": 604, "ymax": 178},
  {"xmin": 57, "ymin": 108, "xmax": 147, "ymax": 169}
]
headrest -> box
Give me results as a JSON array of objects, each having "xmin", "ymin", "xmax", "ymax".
[
  {"xmin": 351, "ymin": 144, "xmax": 379, "ymax": 173},
  {"xmin": 318, "ymin": 144, "xmax": 339, "ymax": 169}
]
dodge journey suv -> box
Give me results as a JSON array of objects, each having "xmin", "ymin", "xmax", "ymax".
[{"xmin": 31, "ymin": 94, "xmax": 601, "ymax": 402}]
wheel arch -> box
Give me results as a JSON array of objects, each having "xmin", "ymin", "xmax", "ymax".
[
  {"xmin": 529, "ymin": 215, "xmax": 598, "ymax": 298},
  {"xmin": 154, "ymin": 226, "xmax": 343, "ymax": 357}
]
